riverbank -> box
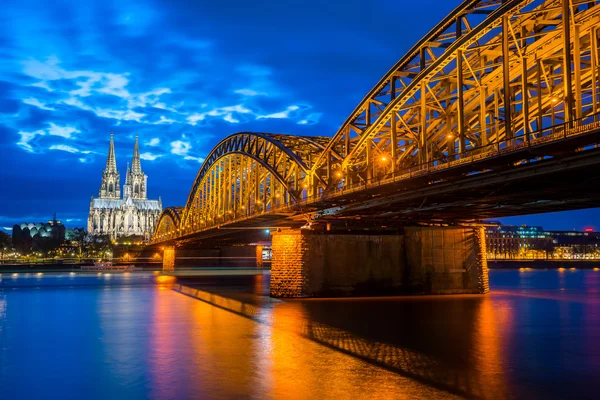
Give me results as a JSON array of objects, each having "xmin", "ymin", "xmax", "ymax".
[{"xmin": 489, "ymin": 259, "xmax": 600, "ymax": 269}]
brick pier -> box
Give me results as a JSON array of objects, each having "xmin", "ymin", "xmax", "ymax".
[{"xmin": 270, "ymin": 226, "xmax": 489, "ymax": 298}]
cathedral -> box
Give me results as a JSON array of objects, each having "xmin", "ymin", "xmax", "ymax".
[{"xmin": 87, "ymin": 134, "xmax": 162, "ymax": 241}]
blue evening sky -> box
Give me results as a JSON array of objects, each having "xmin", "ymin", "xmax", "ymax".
[{"xmin": 0, "ymin": 0, "xmax": 597, "ymax": 231}]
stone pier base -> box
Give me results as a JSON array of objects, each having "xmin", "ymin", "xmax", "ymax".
[
  {"xmin": 163, "ymin": 246, "xmax": 175, "ymax": 272},
  {"xmin": 270, "ymin": 226, "xmax": 489, "ymax": 298}
]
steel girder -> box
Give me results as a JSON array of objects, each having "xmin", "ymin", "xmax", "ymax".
[{"xmin": 310, "ymin": 0, "xmax": 600, "ymax": 192}]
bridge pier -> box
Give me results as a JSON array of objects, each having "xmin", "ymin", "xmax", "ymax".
[
  {"xmin": 159, "ymin": 244, "xmax": 267, "ymax": 270},
  {"xmin": 163, "ymin": 246, "xmax": 175, "ymax": 272},
  {"xmin": 270, "ymin": 226, "xmax": 489, "ymax": 298}
]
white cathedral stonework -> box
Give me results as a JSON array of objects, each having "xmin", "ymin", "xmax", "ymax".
[{"xmin": 88, "ymin": 134, "xmax": 162, "ymax": 241}]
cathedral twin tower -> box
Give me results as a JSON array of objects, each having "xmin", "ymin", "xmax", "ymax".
[{"xmin": 88, "ymin": 134, "xmax": 162, "ymax": 240}]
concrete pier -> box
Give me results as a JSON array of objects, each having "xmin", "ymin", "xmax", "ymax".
[
  {"xmin": 270, "ymin": 226, "xmax": 489, "ymax": 298},
  {"xmin": 161, "ymin": 244, "xmax": 266, "ymax": 271}
]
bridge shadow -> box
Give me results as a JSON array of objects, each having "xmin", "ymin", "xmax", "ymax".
[{"xmin": 173, "ymin": 274, "xmax": 506, "ymax": 399}]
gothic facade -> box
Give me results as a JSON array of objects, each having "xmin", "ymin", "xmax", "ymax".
[{"xmin": 88, "ymin": 134, "xmax": 162, "ymax": 240}]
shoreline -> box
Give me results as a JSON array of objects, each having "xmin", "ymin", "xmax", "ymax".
[{"xmin": 489, "ymin": 259, "xmax": 600, "ymax": 269}]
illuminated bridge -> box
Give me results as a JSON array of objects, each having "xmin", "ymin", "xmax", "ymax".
[{"xmin": 152, "ymin": 0, "xmax": 600, "ymax": 297}]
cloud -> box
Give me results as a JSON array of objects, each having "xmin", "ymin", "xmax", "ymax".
[
  {"xmin": 298, "ymin": 113, "xmax": 322, "ymax": 125},
  {"xmin": 17, "ymin": 121, "xmax": 87, "ymax": 153},
  {"xmin": 147, "ymin": 138, "xmax": 160, "ymax": 146},
  {"xmin": 186, "ymin": 104, "xmax": 253, "ymax": 125},
  {"xmin": 235, "ymin": 88, "xmax": 266, "ymax": 97},
  {"xmin": 140, "ymin": 152, "xmax": 163, "ymax": 161},
  {"xmin": 153, "ymin": 115, "xmax": 176, "ymax": 124},
  {"xmin": 184, "ymin": 156, "xmax": 205, "ymax": 163},
  {"xmin": 47, "ymin": 123, "xmax": 80, "ymax": 138},
  {"xmin": 17, "ymin": 130, "xmax": 45, "ymax": 152},
  {"xmin": 257, "ymin": 105, "xmax": 300, "ymax": 119},
  {"xmin": 170, "ymin": 140, "xmax": 191, "ymax": 155},
  {"xmin": 49, "ymin": 144, "xmax": 80, "ymax": 153},
  {"xmin": 23, "ymin": 97, "xmax": 55, "ymax": 110}
]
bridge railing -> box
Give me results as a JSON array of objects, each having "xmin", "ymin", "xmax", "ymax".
[{"xmin": 315, "ymin": 112, "xmax": 600, "ymax": 201}]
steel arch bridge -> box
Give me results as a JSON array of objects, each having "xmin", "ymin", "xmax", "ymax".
[{"xmin": 153, "ymin": 0, "xmax": 600, "ymax": 244}]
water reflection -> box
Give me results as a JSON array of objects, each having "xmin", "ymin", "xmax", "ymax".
[
  {"xmin": 1, "ymin": 271, "xmax": 599, "ymax": 399},
  {"xmin": 175, "ymin": 282, "xmax": 492, "ymax": 398},
  {"xmin": 174, "ymin": 270, "xmax": 600, "ymax": 400}
]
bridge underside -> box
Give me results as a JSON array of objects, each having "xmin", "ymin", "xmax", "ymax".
[{"xmin": 310, "ymin": 129, "xmax": 600, "ymax": 222}]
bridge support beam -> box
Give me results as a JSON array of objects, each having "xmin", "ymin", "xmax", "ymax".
[
  {"xmin": 270, "ymin": 226, "xmax": 489, "ymax": 298},
  {"xmin": 163, "ymin": 246, "xmax": 175, "ymax": 272}
]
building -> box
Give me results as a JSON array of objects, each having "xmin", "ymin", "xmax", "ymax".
[
  {"xmin": 12, "ymin": 215, "xmax": 85, "ymax": 254},
  {"xmin": 486, "ymin": 224, "xmax": 600, "ymax": 259},
  {"xmin": 88, "ymin": 134, "xmax": 162, "ymax": 241}
]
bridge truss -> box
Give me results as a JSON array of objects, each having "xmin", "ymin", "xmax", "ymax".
[{"xmin": 153, "ymin": 0, "xmax": 600, "ymax": 243}]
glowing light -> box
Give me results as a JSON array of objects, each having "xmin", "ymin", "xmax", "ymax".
[
  {"xmin": 97, "ymin": 272, "xmax": 102, "ymax": 275},
  {"xmin": 380, "ymin": 156, "xmax": 387, "ymax": 162},
  {"xmin": 36, "ymin": 272, "xmax": 43, "ymax": 276},
  {"xmin": 551, "ymin": 97, "xmax": 559, "ymax": 103},
  {"xmin": 265, "ymin": 229, "xmax": 270, "ymax": 234},
  {"xmin": 336, "ymin": 172, "xmax": 342, "ymax": 178},
  {"xmin": 156, "ymin": 275, "xmax": 176, "ymax": 284},
  {"xmin": 570, "ymin": 268, "xmax": 576, "ymax": 271},
  {"xmin": 594, "ymin": 268, "xmax": 599, "ymax": 271},
  {"xmin": 447, "ymin": 133, "xmax": 454, "ymax": 139},
  {"xmin": 558, "ymin": 268, "xmax": 565, "ymax": 272},
  {"xmin": 70, "ymin": 272, "xmax": 75, "ymax": 275},
  {"xmin": 12, "ymin": 273, "xmax": 18, "ymax": 277}
]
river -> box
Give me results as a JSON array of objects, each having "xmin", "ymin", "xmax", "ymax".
[{"xmin": 0, "ymin": 269, "xmax": 598, "ymax": 399}]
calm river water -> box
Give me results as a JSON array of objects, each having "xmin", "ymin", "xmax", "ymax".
[{"xmin": 0, "ymin": 269, "xmax": 599, "ymax": 399}]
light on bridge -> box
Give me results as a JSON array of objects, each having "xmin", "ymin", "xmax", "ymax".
[
  {"xmin": 265, "ymin": 229, "xmax": 270, "ymax": 234},
  {"xmin": 336, "ymin": 172, "xmax": 342, "ymax": 178},
  {"xmin": 380, "ymin": 156, "xmax": 388, "ymax": 162}
]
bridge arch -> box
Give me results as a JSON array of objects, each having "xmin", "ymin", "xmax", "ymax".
[
  {"xmin": 153, "ymin": 207, "xmax": 183, "ymax": 242},
  {"xmin": 311, "ymin": 0, "xmax": 600, "ymax": 191},
  {"xmin": 176, "ymin": 132, "xmax": 330, "ymax": 235}
]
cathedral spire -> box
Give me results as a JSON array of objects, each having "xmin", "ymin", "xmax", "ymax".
[
  {"xmin": 124, "ymin": 134, "xmax": 147, "ymax": 200},
  {"xmin": 105, "ymin": 132, "xmax": 117, "ymax": 173},
  {"xmin": 131, "ymin": 134, "xmax": 142, "ymax": 174},
  {"xmin": 99, "ymin": 133, "xmax": 121, "ymax": 199}
]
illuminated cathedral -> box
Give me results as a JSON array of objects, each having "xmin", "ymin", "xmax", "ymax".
[{"xmin": 87, "ymin": 134, "xmax": 162, "ymax": 241}]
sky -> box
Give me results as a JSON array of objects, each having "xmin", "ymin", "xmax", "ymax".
[{"xmin": 0, "ymin": 0, "xmax": 598, "ymax": 232}]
